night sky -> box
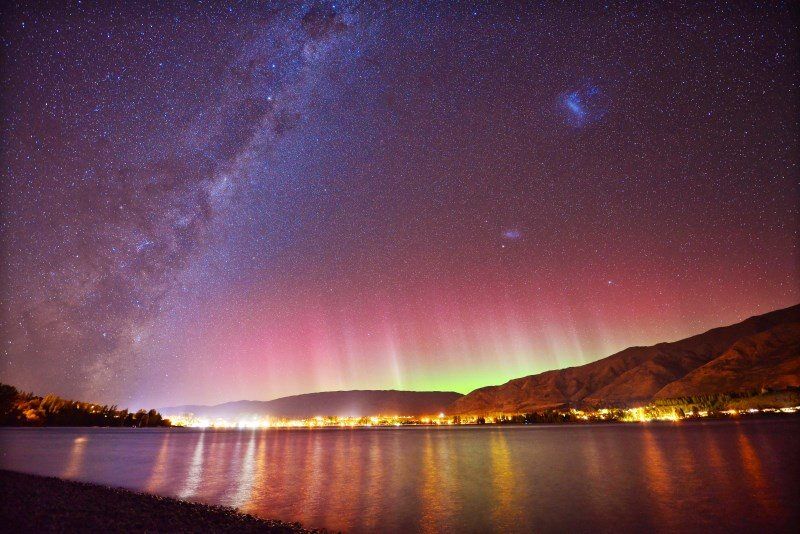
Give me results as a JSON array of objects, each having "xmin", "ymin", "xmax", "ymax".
[{"xmin": 1, "ymin": 1, "xmax": 797, "ymax": 408}]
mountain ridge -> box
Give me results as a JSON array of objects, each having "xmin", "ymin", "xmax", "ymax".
[
  {"xmin": 449, "ymin": 304, "xmax": 800, "ymax": 415},
  {"xmin": 655, "ymin": 322, "xmax": 800, "ymax": 398},
  {"xmin": 161, "ymin": 305, "xmax": 800, "ymax": 418},
  {"xmin": 161, "ymin": 389, "xmax": 463, "ymax": 419}
]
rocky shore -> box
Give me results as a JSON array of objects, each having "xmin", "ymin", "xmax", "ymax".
[{"xmin": 0, "ymin": 469, "xmax": 316, "ymax": 533}]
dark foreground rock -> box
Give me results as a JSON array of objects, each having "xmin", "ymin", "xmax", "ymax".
[{"xmin": 0, "ymin": 469, "xmax": 317, "ymax": 533}]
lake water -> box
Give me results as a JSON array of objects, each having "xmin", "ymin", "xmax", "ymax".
[{"xmin": 1, "ymin": 419, "xmax": 798, "ymax": 532}]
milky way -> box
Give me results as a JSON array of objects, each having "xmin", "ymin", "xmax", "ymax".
[{"xmin": 1, "ymin": 2, "xmax": 797, "ymax": 407}]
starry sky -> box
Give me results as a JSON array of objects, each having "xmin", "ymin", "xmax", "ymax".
[{"xmin": 1, "ymin": 1, "xmax": 798, "ymax": 408}]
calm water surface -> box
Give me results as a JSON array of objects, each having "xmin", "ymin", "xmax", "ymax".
[{"xmin": 1, "ymin": 419, "xmax": 798, "ymax": 532}]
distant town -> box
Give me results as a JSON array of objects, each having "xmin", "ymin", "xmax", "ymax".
[{"xmin": 164, "ymin": 400, "xmax": 800, "ymax": 429}]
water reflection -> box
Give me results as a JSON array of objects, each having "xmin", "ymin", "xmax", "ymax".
[
  {"xmin": 641, "ymin": 427, "xmax": 675, "ymax": 529},
  {"xmin": 241, "ymin": 430, "xmax": 269, "ymax": 514},
  {"xmin": 146, "ymin": 431, "xmax": 171, "ymax": 493},
  {"xmin": 702, "ymin": 424, "xmax": 726, "ymax": 468},
  {"xmin": 577, "ymin": 427, "xmax": 609, "ymax": 523},
  {"xmin": 179, "ymin": 431, "xmax": 206, "ymax": 499},
  {"xmin": 1, "ymin": 421, "xmax": 797, "ymax": 533},
  {"xmin": 203, "ymin": 431, "xmax": 231, "ymax": 498},
  {"xmin": 301, "ymin": 432, "xmax": 324, "ymax": 521},
  {"xmin": 360, "ymin": 431, "xmax": 384, "ymax": 531},
  {"xmin": 490, "ymin": 430, "xmax": 518, "ymax": 530},
  {"xmin": 231, "ymin": 431, "xmax": 257, "ymax": 508},
  {"xmin": 62, "ymin": 435, "xmax": 88, "ymax": 479},
  {"xmin": 674, "ymin": 428, "xmax": 696, "ymax": 477},
  {"xmin": 261, "ymin": 429, "xmax": 288, "ymax": 514},
  {"xmin": 420, "ymin": 431, "xmax": 448, "ymax": 532},
  {"xmin": 735, "ymin": 422, "xmax": 779, "ymax": 518},
  {"xmin": 324, "ymin": 431, "xmax": 359, "ymax": 531}
]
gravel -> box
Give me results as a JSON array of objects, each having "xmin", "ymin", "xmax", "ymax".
[{"xmin": 0, "ymin": 469, "xmax": 322, "ymax": 533}]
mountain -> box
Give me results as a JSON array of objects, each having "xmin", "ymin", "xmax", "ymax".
[
  {"xmin": 449, "ymin": 304, "xmax": 800, "ymax": 415},
  {"xmin": 161, "ymin": 390, "xmax": 463, "ymax": 419},
  {"xmin": 654, "ymin": 322, "xmax": 800, "ymax": 398}
]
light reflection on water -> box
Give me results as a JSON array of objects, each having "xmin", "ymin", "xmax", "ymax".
[
  {"xmin": 231, "ymin": 430, "xmax": 257, "ymax": 508},
  {"xmin": 62, "ymin": 435, "xmax": 88, "ymax": 479},
  {"xmin": 179, "ymin": 430, "xmax": 205, "ymax": 499},
  {"xmin": 1, "ymin": 420, "xmax": 798, "ymax": 533},
  {"xmin": 489, "ymin": 430, "xmax": 516, "ymax": 529},
  {"xmin": 735, "ymin": 421, "xmax": 779, "ymax": 519},
  {"xmin": 641, "ymin": 427, "xmax": 673, "ymax": 529},
  {"xmin": 145, "ymin": 430, "xmax": 170, "ymax": 493}
]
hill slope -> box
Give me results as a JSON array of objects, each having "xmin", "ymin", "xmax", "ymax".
[
  {"xmin": 655, "ymin": 322, "xmax": 800, "ymax": 398},
  {"xmin": 449, "ymin": 304, "xmax": 800, "ymax": 415},
  {"xmin": 162, "ymin": 390, "xmax": 463, "ymax": 419}
]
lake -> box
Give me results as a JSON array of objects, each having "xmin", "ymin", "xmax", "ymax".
[{"xmin": 1, "ymin": 419, "xmax": 798, "ymax": 532}]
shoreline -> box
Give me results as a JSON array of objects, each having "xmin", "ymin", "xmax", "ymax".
[
  {"xmin": 0, "ymin": 469, "xmax": 317, "ymax": 533},
  {"xmin": 1, "ymin": 409, "xmax": 798, "ymax": 431}
]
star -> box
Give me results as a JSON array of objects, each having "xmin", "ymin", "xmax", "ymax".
[{"xmin": 0, "ymin": 1, "xmax": 795, "ymax": 406}]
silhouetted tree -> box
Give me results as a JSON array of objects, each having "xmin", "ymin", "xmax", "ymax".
[
  {"xmin": 0, "ymin": 383, "xmax": 170, "ymax": 427},
  {"xmin": 0, "ymin": 384, "xmax": 19, "ymax": 424}
]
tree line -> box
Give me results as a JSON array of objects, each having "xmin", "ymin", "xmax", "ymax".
[
  {"xmin": 0, "ymin": 383, "xmax": 171, "ymax": 427},
  {"xmin": 474, "ymin": 410, "xmax": 618, "ymax": 425},
  {"xmin": 653, "ymin": 386, "xmax": 800, "ymax": 413}
]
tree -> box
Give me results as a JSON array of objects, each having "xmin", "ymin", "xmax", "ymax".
[{"xmin": 0, "ymin": 384, "xmax": 19, "ymax": 424}]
